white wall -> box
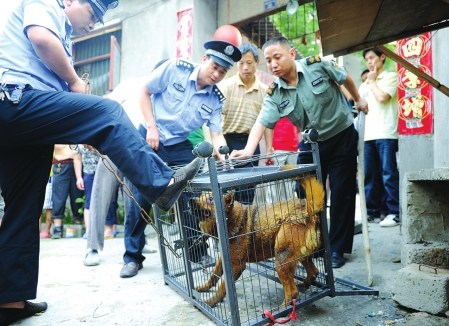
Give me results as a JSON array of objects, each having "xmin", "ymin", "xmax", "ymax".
[
  {"xmin": 432, "ymin": 27, "xmax": 449, "ymax": 168},
  {"xmin": 102, "ymin": 0, "xmax": 221, "ymax": 81}
]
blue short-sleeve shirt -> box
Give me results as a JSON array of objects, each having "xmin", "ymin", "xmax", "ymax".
[
  {"xmin": 0, "ymin": 0, "xmax": 72, "ymax": 91},
  {"xmin": 145, "ymin": 59, "xmax": 224, "ymax": 146}
]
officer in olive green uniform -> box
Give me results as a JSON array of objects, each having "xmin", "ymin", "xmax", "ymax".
[
  {"xmin": 260, "ymin": 56, "xmax": 359, "ymax": 267},
  {"xmin": 231, "ymin": 37, "xmax": 368, "ymax": 268},
  {"xmin": 259, "ymin": 55, "xmax": 354, "ymax": 141}
]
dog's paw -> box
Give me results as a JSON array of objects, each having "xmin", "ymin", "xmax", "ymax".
[
  {"xmin": 205, "ymin": 298, "xmax": 219, "ymax": 308},
  {"xmin": 195, "ymin": 285, "xmax": 211, "ymax": 292}
]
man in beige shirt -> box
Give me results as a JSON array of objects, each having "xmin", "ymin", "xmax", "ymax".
[{"xmin": 219, "ymin": 42, "xmax": 270, "ymax": 204}]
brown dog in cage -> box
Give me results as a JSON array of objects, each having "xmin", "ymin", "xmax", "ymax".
[{"xmin": 189, "ymin": 175, "xmax": 325, "ymax": 308}]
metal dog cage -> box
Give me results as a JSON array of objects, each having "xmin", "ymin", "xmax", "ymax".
[{"xmin": 153, "ymin": 140, "xmax": 378, "ymax": 326}]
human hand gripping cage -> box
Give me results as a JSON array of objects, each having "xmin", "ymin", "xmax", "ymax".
[{"xmin": 81, "ymin": 73, "xmax": 91, "ymax": 94}]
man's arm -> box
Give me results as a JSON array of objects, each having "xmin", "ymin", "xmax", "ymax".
[
  {"xmin": 263, "ymin": 128, "xmax": 275, "ymax": 165},
  {"xmin": 209, "ymin": 131, "xmax": 227, "ymax": 161},
  {"xmin": 27, "ymin": 26, "xmax": 86, "ymax": 93},
  {"xmin": 263, "ymin": 128, "xmax": 274, "ymax": 154},
  {"xmin": 368, "ymin": 80, "xmax": 392, "ymax": 103},
  {"xmin": 139, "ymin": 86, "xmax": 159, "ymax": 150},
  {"xmin": 230, "ymin": 121, "xmax": 266, "ymax": 159},
  {"xmin": 342, "ymin": 74, "xmax": 369, "ymax": 114},
  {"xmin": 73, "ymin": 153, "xmax": 84, "ymax": 191},
  {"xmin": 366, "ymin": 68, "xmax": 392, "ymax": 103}
]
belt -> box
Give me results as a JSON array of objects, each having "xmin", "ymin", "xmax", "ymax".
[
  {"xmin": 224, "ymin": 133, "xmax": 250, "ymax": 137},
  {"xmin": 52, "ymin": 159, "xmax": 73, "ymax": 165}
]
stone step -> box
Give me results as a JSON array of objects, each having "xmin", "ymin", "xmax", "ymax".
[{"xmin": 393, "ymin": 263, "xmax": 449, "ymax": 315}]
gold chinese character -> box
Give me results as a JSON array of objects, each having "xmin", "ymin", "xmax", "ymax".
[
  {"xmin": 402, "ymin": 95, "xmax": 425, "ymax": 118},
  {"xmin": 402, "ymin": 37, "xmax": 423, "ymax": 57},
  {"xmin": 402, "ymin": 71, "xmax": 421, "ymax": 89}
]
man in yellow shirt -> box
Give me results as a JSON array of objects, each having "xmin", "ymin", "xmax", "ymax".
[{"xmin": 219, "ymin": 42, "xmax": 270, "ymax": 204}]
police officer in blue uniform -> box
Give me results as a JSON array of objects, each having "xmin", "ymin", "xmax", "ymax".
[
  {"xmin": 231, "ymin": 36, "xmax": 369, "ymax": 269},
  {"xmin": 0, "ymin": 1, "xmax": 201, "ymax": 323},
  {"xmin": 120, "ymin": 40, "xmax": 242, "ymax": 278}
]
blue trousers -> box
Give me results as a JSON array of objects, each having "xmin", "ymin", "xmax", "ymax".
[
  {"xmin": 123, "ymin": 125, "xmax": 198, "ymax": 264},
  {"xmin": 0, "ymin": 87, "xmax": 173, "ymax": 303},
  {"xmin": 298, "ymin": 125, "xmax": 358, "ymax": 254},
  {"xmin": 364, "ymin": 139, "xmax": 399, "ymax": 217},
  {"xmin": 51, "ymin": 162, "xmax": 83, "ymax": 219}
]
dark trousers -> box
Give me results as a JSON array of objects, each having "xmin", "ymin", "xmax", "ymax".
[
  {"xmin": 51, "ymin": 162, "xmax": 83, "ymax": 219},
  {"xmin": 224, "ymin": 133, "xmax": 259, "ymax": 205},
  {"xmin": 123, "ymin": 125, "xmax": 202, "ymax": 264},
  {"xmin": 298, "ymin": 125, "xmax": 358, "ymax": 254},
  {"xmin": 0, "ymin": 87, "xmax": 173, "ymax": 303}
]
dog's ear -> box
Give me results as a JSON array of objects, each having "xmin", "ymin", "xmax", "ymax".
[{"xmin": 224, "ymin": 191, "xmax": 235, "ymax": 208}]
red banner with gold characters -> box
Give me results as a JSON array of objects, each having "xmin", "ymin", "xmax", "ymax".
[
  {"xmin": 176, "ymin": 8, "xmax": 193, "ymax": 60},
  {"xmin": 397, "ymin": 33, "xmax": 433, "ymax": 135}
]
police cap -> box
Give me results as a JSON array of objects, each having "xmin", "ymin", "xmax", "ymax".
[
  {"xmin": 87, "ymin": 0, "xmax": 119, "ymax": 23},
  {"xmin": 204, "ymin": 40, "xmax": 242, "ymax": 70}
]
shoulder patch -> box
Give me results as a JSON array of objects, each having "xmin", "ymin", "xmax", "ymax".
[
  {"xmin": 212, "ymin": 85, "xmax": 225, "ymax": 102},
  {"xmin": 266, "ymin": 82, "xmax": 278, "ymax": 96},
  {"xmin": 306, "ymin": 55, "xmax": 321, "ymax": 65},
  {"xmin": 176, "ymin": 59, "xmax": 195, "ymax": 71}
]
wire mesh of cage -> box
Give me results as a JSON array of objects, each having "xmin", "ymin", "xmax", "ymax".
[{"xmin": 154, "ymin": 154, "xmax": 332, "ymax": 325}]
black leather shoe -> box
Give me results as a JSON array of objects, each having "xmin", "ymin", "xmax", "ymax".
[
  {"xmin": 120, "ymin": 262, "xmax": 143, "ymax": 278},
  {"xmin": 331, "ymin": 252, "xmax": 345, "ymax": 268},
  {"xmin": 155, "ymin": 158, "xmax": 202, "ymax": 211},
  {"xmin": 0, "ymin": 301, "xmax": 47, "ymax": 325}
]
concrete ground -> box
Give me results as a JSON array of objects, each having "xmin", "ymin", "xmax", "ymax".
[{"xmin": 15, "ymin": 212, "xmax": 448, "ymax": 325}]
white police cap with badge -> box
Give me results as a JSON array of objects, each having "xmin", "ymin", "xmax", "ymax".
[
  {"xmin": 204, "ymin": 40, "xmax": 242, "ymax": 70},
  {"xmin": 87, "ymin": 0, "xmax": 119, "ymax": 24}
]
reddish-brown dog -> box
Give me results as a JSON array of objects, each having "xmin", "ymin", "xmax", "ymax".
[{"xmin": 189, "ymin": 175, "xmax": 325, "ymax": 308}]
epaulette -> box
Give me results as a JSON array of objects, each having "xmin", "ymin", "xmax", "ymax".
[
  {"xmin": 176, "ymin": 59, "xmax": 195, "ymax": 71},
  {"xmin": 306, "ymin": 55, "xmax": 321, "ymax": 65},
  {"xmin": 266, "ymin": 82, "xmax": 278, "ymax": 96},
  {"xmin": 212, "ymin": 85, "xmax": 225, "ymax": 102}
]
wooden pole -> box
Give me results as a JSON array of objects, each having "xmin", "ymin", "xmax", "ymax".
[
  {"xmin": 357, "ymin": 112, "xmax": 373, "ymax": 286},
  {"xmin": 377, "ymin": 45, "xmax": 449, "ymax": 97}
]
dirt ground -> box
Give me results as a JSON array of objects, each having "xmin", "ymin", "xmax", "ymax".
[{"xmin": 15, "ymin": 213, "xmax": 448, "ymax": 326}]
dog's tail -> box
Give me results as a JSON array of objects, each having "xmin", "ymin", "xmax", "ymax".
[{"xmin": 299, "ymin": 176, "xmax": 325, "ymax": 217}]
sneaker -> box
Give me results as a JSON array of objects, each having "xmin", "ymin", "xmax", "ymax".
[
  {"xmin": 51, "ymin": 226, "xmax": 62, "ymax": 239},
  {"xmin": 155, "ymin": 158, "xmax": 202, "ymax": 211},
  {"xmin": 142, "ymin": 244, "xmax": 157, "ymax": 254},
  {"xmin": 379, "ymin": 214, "xmax": 399, "ymax": 227},
  {"xmin": 83, "ymin": 249, "xmax": 100, "ymax": 266}
]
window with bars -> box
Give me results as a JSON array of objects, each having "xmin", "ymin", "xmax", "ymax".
[
  {"xmin": 73, "ymin": 29, "xmax": 122, "ymax": 96},
  {"xmin": 240, "ymin": 2, "xmax": 320, "ymax": 57}
]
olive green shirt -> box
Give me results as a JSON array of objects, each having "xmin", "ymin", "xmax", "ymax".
[{"xmin": 257, "ymin": 57, "xmax": 354, "ymax": 141}]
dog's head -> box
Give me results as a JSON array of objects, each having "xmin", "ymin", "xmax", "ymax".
[
  {"xmin": 188, "ymin": 192, "xmax": 236, "ymax": 222},
  {"xmin": 188, "ymin": 192, "xmax": 240, "ymax": 236},
  {"xmin": 189, "ymin": 192, "xmax": 216, "ymax": 222}
]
